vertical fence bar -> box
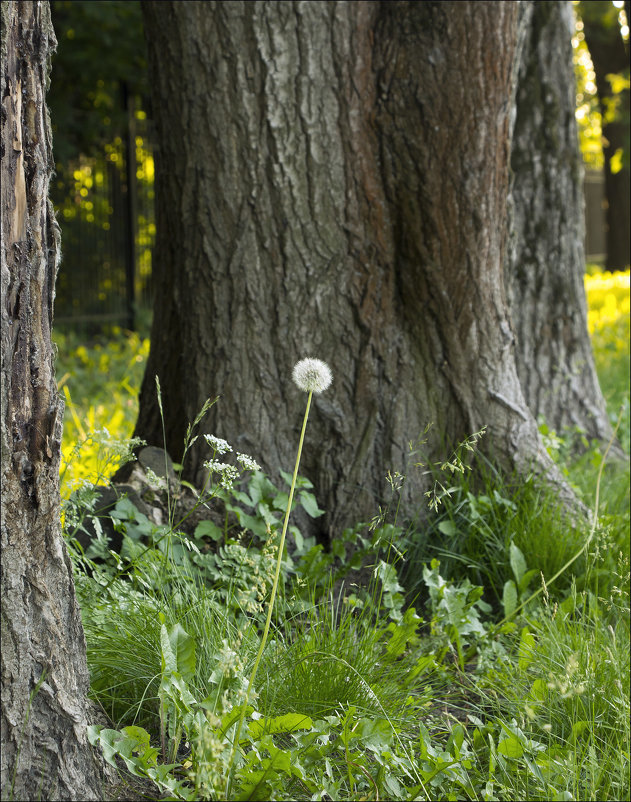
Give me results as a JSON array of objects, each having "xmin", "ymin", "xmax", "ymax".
[{"xmin": 123, "ymin": 81, "xmax": 137, "ymax": 331}]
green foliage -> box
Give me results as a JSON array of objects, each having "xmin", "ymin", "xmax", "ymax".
[
  {"xmin": 422, "ymin": 558, "xmax": 491, "ymax": 669},
  {"xmin": 68, "ymin": 427, "xmax": 628, "ymax": 800},
  {"xmin": 56, "ymin": 277, "xmax": 629, "ymax": 800},
  {"xmin": 473, "ymin": 587, "xmax": 630, "ymax": 801},
  {"xmin": 49, "ymin": 0, "xmax": 147, "ymax": 163},
  {"xmin": 574, "ymin": 1, "xmax": 630, "ymax": 169},
  {"xmin": 404, "ymin": 461, "xmax": 590, "ymax": 607}
]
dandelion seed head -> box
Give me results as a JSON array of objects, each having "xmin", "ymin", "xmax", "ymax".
[{"xmin": 292, "ymin": 358, "xmax": 332, "ymax": 394}]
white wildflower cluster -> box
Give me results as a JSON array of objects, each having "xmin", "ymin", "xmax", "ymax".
[
  {"xmin": 236, "ymin": 452, "xmax": 260, "ymax": 471},
  {"xmin": 292, "ymin": 357, "xmax": 332, "ymax": 394},
  {"xmin": 204, "ymin": 460, "xmax": 240, "ymax": 490},
  {"xmin": 204, "ymin": 434, "xmax": 232, "ymax": 455}
]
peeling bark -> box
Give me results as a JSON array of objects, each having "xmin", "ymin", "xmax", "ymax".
[{"xmin": 1, "ymin": 2, "xmax": 102, "ymax": 799}]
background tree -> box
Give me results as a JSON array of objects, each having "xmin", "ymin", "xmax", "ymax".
[
  {"xmin": 134, "ymin": 0, "xmax": 608, "ymax": 540},
  {"xmin": 579, "ymin": 0, "xmax": 630, "ymax": 270},
  {"xmin": 507, "ymin": 0, "xmax": 613, "ymax": 443},
  {"xmin": 1, "ymin": 2, "xmax": 101, "ymax": 799}
]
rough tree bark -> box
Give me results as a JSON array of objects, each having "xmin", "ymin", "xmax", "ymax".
[
  {"xmin": 506, "ymin": 0, "xmax": 615, "ymax": 444},
  {"xmin": 1, "ymin": 2, "xmax": 101, "ymax": 799},
  {"xmin": 580, "ymin": 0, "xmax": 630, "ymax": 271},
  {"xmin": 135, "ymin": 0, "xmax": 595, "ymax": 539}
]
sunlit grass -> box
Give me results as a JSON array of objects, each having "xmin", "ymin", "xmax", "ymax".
[
  {"xmin": 53, "ymin": 327, "xmax": 149, "ymax": 497},
  {"xmin": 585, "ymin": 269, "xmax": 630, "ymax": 451}
]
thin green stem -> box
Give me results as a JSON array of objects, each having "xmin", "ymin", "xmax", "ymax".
[{"xmin": 226, "ymin": 390, "xmax": 313, "ymax": 794}]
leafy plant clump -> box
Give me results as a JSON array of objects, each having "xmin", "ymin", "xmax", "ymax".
[{"xmin": 63, "ymin": 410, "xmax": 629, "ymax": 801}]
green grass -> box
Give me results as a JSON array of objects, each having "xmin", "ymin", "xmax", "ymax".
[
  {"xmin": 54, "ymin": 275, "xmax": 629, "ymax": 801},
  {"xmin": 470, "ymin": 591, "xmax": 630, "ymax": 801}
]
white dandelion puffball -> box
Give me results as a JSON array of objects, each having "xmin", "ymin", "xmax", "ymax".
[{"xmin": 292, "ymin": 358, "xmax": 333, "ymax": 394}]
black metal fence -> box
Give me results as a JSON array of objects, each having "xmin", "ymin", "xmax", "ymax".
[
  {"xmin": 51, "ymin": 139, "xmax": 606, "ymax": 335},
  {"xmin": 51, "ymin": 103, "xmax": 155, "ymax": 334}
]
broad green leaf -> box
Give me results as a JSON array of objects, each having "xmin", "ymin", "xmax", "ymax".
[
  {"xmin": 247, "ymin": 471, "xmax": 278, "ymax": 504},
  {"xmin": 120, "ymin": 725, "xmax": 152, "ymax": 749},
  {"xmin": 168, "ymin": 622, "xmax": 196, "ymax": 681},
  {"xmin": 110, "ymin": 496, "xmax": 138, "ymax": 521},
  {"xmin": 518, "ymin": 568, "xmax": 539, "ymax": 594},
  {"xmin": 272, "ymin": 491, "xmax": 290, "ymax": 511},
  {"xmin": 447, "ymin": 723, "xmax": 465, "ymax": 757},
  {"xmin": 407, "ymin": 655, "xmax": 436, "ymax": 680},
  {"xmin": 194, "ymin": 519, "xmax": 223, "ymax": 542},
  {"xmin": 120, "ymin": 726, "xmax": 159, "ymax": 767},
  {"xmin": 374, "ymin": 560, "xmax": 403, "ymax": 594},
  {"xmin": 529, "ymin": 678, "xmax": 547, "ymax": 701},
  {"xmin": 160, "ymin": 622, "xmax": 195, "ymax": 681},
  {"xmin": 214, "ymin": 704, "xmax": 255, "ymax": 740},
  {"xmin": 225, "ymin": 503, "xmax": 268, "ymax": 537},
  {"xmin": 256, "ymin": 501, "xmax": 279, "ymax": 526},
  {"xmin": 87, "ymin": 724, "xmax": 105, "ymax": 747},
  {"xmin": 248, "ymin": 712, "xmax": 313, "ymax": 740},
  {"xmin": 509, "ymin": 541, "xmax": 528, "ymax": 586},
  {"xmin": 437, "ymin": 519, "xmax": 457, "ymax": 536},
  {"xmin": 502, "ymin": 579, "xmax": 518, "ymax": 618},
  {"xmin": 385, "ymin": 606, "xmax": 420, "ymax": 659},
  {"xmin": 497, "ymin": 735, "xmax": 524, "ymax": 758},
  {"xmin": 291, "ymin": 525, "xmax": 304, "ymax": 553},
  {"xmin": 299, "ymin": 491, "xmax": 325, "ymax": 518},
  {"xmin": 279, "ymin": 469, "xmax": 313, "ymax": 489},
  {"xmin": 356, "ymin": 716, "xmax": 394, "ymax": 749},
  {"xmin": 160, "ymin": 624, "xmax": 177, "ymax": 675},
  {"xmin": 161, "ymin": 671, "xmax": 197, "ymax": 714},
  {"xmin": 384, "ymin": 774, "xmax": 403, "ymax": 797},
  {"xmin": 230, "ymin": 489, "xmax": 253, "ymax": 506}
]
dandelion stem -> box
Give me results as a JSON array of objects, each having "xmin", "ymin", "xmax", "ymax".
[{"xmin": 226, "ymin": 390, "xmax": 313, "ymax": 791}]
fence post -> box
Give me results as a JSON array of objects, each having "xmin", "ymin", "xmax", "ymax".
[{"xmin": 123, "ymin": 81, "xmax": 137, "ymax": 331}]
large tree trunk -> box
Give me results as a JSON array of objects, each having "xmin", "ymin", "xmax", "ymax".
[
  {"xmin": 136, "ymin": 0, "xmax": 590, "ymax": 539},
  {"xmin": 507, "ymin": 0, "xmax": 615, "ymax": 444},
  {"xmin": 580, "ymin": 0, "xmax": 631, "ymax": 271},
  {"xmin": 1, "ymin": 3, "xmax": 101, "ymax": 799}
]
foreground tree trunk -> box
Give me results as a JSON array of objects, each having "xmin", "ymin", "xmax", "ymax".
[
  {"xmin": 136, "ymin": 0, "xmax": 596, "ymax": 538},
  {"xmin": 1, "ymin": 3, "xmax": 101, "ymax": 799},
  {"xmin": 507, "ymin": 0, "xmax": 615, "ymax": 444}
]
